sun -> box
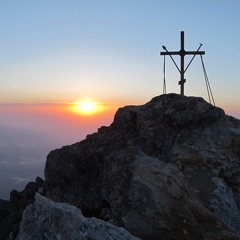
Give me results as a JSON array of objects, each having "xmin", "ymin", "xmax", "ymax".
[
  {"xmin": 78, "ymin": 102, "xmax": 97, "ymax": 113},
  {"xmin": 71, "ymin": 101, "xmax": 101, "ymax": 115}
]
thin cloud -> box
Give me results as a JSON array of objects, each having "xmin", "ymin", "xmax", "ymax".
[
  {"xmin": 17, "ymin": 156, "xmax": 45, "ymax": 165},
  {"xmin": 15, "ymin": 143, "xmax": 27, "ymax": 149},
  {"xmin": 0, "ymin": 141, "xmax": 8, "ymax": 148}
]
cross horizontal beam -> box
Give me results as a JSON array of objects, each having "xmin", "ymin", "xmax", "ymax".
[{"xmin": 160, "ymin": 51, "xmax": 205, "ymax": 56}]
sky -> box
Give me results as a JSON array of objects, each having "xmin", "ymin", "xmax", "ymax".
[{"xmin": 0, "ymin": 1, "xmax": 240, "ymax": 199}]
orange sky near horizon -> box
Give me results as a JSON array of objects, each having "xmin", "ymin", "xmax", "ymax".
[
  {"xmin": 0, "ymin": 102, "xmax": 123, "ymax": 145},
  {"xmin": 1, "ymin": 97, "xmax": 240, "ymax": 128},
  {"xmin": 1, "ymin": 97, "xmax": 239, "ymax": 137}
]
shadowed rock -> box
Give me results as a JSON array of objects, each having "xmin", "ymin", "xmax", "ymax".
[{"xmin": 0, "ymin": 199, "xmax": 10, "ymax": 224}]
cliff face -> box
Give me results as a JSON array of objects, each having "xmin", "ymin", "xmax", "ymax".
[{"xmin": 1, "ymin": 93, "xmax": 240, "ymax": 239}]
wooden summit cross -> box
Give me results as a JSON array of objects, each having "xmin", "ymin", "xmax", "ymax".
[{"xmin": 160, "ymin": 31, "xmax": 205, "ymax": 96}]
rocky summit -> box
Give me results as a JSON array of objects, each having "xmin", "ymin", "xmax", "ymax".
[{"xmin": 1, "ymin": 93, "xmax": 240, "ymax": 240}]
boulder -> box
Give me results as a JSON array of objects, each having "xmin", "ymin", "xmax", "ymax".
[{"xmin": 16, "ymin": 193, "xmax": 139, "ymax": 240}]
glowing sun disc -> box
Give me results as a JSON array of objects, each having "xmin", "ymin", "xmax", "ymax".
[
  {"xmin": 70, "ymin": 101, "xmax": 102, "ymax": 115},
  {"xmin": 78, "ymin": 102, "xmax": 97, "ymax": 113}
]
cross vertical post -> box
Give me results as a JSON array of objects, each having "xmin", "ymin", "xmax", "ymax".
[
  {"xmin": 180, "ymin": 31, "xmax": 185, "ymax": 95},
  {"xmin": 160, "ymin": 31, "xmax": 205, "ymax": 96}
]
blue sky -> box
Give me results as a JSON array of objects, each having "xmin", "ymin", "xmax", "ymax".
[{"xmin": 0, "ymin": 1, "xmax": 239, "ymax": 112}]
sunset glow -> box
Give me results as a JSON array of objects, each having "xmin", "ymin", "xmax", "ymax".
[
  {"xmin": 70, "ymin": 101, "xmax": 104, "ymax": 115},
  {"xmin": 78, "ymin": 101, "xmax": 97, "ymax": 113}
]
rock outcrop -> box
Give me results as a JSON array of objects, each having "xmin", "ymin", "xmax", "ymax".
[
  {"xmin": 44, "ymin": 94, "xmax": 240, "ymax": 239},
  {"xmin": 0, "ymin": 177, "xmax": 44, "ymax": 240},
  {"xmin": 16, "ymin": 193, "xmax": 139, "ymax": 240},
  {"xmin": 1, "ymin": 93, "xmax": 240, "ymax": 239}
]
